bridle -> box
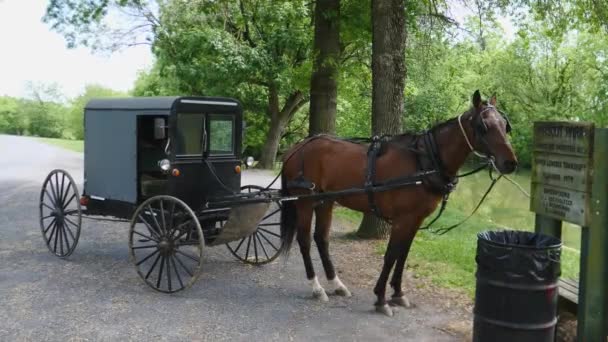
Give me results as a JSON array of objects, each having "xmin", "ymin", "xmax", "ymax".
[{"xmin": 457, "ymin": 104, "xmax": 512, "ymax": 174}]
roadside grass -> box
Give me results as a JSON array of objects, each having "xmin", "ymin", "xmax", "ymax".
[
  {"xmin": 334, "ymin": 206, "xmax": 579, "ymax": 298},
  {"xmin": 36, "ymin": 137, "xmax": 84, "ymax": 152}
]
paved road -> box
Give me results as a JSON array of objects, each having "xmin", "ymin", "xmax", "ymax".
[{"xmin": 0, "ymin": 135, "xmax": 460, "ymax": 341}]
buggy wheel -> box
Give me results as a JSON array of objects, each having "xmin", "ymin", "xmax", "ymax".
[
  {"xmin": 226, "ymin": 185, "xmax": 283, "ymax": 265},
  {"xmin": 129, "ymin": 195, "xmax": 204, "ymax": 293},
  {"xmin": 39, "ymin": 169, "xmax": 82, "ymax": 258}
]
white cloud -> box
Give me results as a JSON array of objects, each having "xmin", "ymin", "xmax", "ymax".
[{"xmin": 0, "ymin": 0, "xmax": 153, "ymax": 99}]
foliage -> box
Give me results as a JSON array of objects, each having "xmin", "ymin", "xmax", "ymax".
[{"xmin": 69, "ymin": 85, "xmax": 126, "ymax": 139}]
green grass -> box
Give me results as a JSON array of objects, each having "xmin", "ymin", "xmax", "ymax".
[
  {"xmin": 333, "ymin": 170, "xmax": 581, "ymax": 298},
  {"xmin": 35, "ymin": 137, "xmax": 84, "ymax": 152}
]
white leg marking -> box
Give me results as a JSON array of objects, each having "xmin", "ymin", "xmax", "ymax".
[
  {"xmin": 328, "ymin": 276, "xmax": 351, "ymax": 297},
  {"xmin": 309, "ymin": 276, "xmax": 329, "ymax": 302}
]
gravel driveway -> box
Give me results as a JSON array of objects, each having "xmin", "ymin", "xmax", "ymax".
[{"xmin": 0, "ymin": 134, "xmax": 464, "ymax": 341}]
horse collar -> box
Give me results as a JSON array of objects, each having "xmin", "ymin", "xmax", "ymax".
[{"xmin": 420, "ymin": 131, "xmax": 457, "ymax": 195}]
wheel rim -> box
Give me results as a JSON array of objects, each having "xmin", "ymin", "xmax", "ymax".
[
  {"xmin": 39, "ymin": 169, "xmax": 81, "ymax": 258},
  {"xmin": 129, "ymin": 196, "xmax": 204, "ymax": 293},
  {"xmin": 226, "ymin": 186, "xmax": 283, "ymax": 265}
]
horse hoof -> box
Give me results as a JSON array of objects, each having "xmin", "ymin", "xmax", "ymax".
[
  {"xmin": 335, "ymin": 287, "xmax": 352, "ymax": 297},
  {"xmin": 375, "ymin": 304, "xmax": 394, "ymax": 317},
  {"xmin": 389, "ymin": 295, "xmax": 413, "ymax": 308},
  {"xmin": 313, "ymin": 289, "xmax": 329, "ymax": 302}
]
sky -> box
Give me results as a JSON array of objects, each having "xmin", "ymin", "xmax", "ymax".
[
  {"xmin": 0, "ymin": 0, "xmax": 514, "ymax": 101},
  {"xmin": 0, "ymin": 0, "xmax": 153, "ymax": 100}
]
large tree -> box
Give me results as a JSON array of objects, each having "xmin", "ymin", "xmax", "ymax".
[
  {"xmin": 356, "ymin": 0, "xmax": 407, "ymax": 238},
  {"xmin": 45, "ymin": 0, "xmax": 312, "ymax": 169},
  {"xmin": 308, "ymin": 0, "xmax": 340, "ymax": 135}
]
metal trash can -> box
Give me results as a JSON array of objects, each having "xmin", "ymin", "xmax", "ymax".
[{"xmin": 473, "ymin": 230, "xmax": 562, "ymax": 342}]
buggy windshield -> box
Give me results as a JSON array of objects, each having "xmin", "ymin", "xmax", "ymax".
[{"xmin": 175, "ymin": 113, "xmax": 235, "ymax": 156}]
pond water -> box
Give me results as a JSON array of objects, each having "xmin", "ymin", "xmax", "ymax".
[{"xmin": 447, "ymin": 168, "xmax": 581, "ymax": 250}]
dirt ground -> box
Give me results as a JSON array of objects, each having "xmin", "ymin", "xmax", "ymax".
[
  {"xmin": 329, "ymin": 218, "xmax": 578, "ymax": 342},
  {"xmin": 328, "ymin": 221, "xmax": 474, "ymax": 341}
]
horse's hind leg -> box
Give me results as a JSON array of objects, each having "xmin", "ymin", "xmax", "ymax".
[
  {"xmin": 313, "ymin": 201, "xmax": 351, "ymax": 297},
  {"xmin": 296, "ymin": 201, "xmax": 329, "ymax": 301}
]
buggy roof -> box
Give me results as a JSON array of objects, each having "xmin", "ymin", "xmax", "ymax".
[{"xmin": 85, "ymin": 96, "xmax": 240, "ymax": 111}]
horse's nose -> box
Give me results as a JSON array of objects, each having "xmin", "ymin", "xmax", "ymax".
[{"xmin": 502, "ymin": 160, "xmax": 518, "ymax": 174}]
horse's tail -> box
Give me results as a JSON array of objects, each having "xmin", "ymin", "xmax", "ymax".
[{"xmin": 280, "ymin": 172, "xmax": 297, "ymax": 257}]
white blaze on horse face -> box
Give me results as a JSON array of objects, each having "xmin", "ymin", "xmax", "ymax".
[
  {"xmin": 309, "ymin": 276, "xmax": 329, "ymax": 302},
  {"xmin": 328, "ymin": 276, "xmax": 352, "ymax": 297}
]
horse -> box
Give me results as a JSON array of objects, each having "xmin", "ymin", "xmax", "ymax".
[{"xmin": 279, "ymin": 90, "xmax": 517, "ymax": 316}]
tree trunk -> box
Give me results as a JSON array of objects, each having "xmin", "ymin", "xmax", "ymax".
[
  {"xmin": 308, "ymin": 0, "xmax": 340, "ymax": 135},
  {"xmin": 259, "ymin": 88, "xmax": 308, "ymax": 169},
  {"xmin": 357, "ymin": 0, "xmax": 407, "ymax": 239}
]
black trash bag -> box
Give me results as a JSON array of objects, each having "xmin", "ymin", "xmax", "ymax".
[
  {"xmin": 473, "ymin": 230, "xmax": 562, "ymax": 342},
  {"xmin": 476, "ymin": 230, "xmax": 562, "ymax": 285}
]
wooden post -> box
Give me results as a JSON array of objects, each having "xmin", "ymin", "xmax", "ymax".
[
  {"xmin": 534, "ymin": 214, "xmax": 562, "ymax": 240},
  {"xmin": 577, "ymin": 128, "xmax": 608, "ymax": 341}
]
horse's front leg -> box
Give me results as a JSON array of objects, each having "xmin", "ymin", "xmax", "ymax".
[
  {"xmin": 388, "ymin": 237, "xmax": 415, "ymax": 308},
  {"xmin": 373, "ymin": 219, "xmax": 418, "ymax": 316}
]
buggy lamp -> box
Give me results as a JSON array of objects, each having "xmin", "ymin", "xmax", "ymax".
[
  {"xmin": 235, "ymin": 165, "xmax": 241, "ymax": 174},
  {"xmin": 158, "ymin": 159, "xmax": 171, "ymax": 172},
  {"xmin": 246, "ymin": 156, "xmax": 254, "ymax": 167}
]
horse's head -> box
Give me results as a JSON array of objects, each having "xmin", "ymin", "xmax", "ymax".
[{"xmin": 463, "ymin": 90, "xmax": 518, "ymax": 174}]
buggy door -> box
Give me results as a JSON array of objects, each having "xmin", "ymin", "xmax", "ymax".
[{"xmin": 168, "ymin": 107, "xmax": 241, "ymax": 210}]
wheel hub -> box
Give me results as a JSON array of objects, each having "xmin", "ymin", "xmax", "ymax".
[{"xmin": 158, "ymin": 238, "xmax": 174, "ymax": 256}]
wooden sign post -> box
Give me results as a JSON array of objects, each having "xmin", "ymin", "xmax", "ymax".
[{"xmin": 531, "ymin": 122, "xmax": 608, "ymax": 341}]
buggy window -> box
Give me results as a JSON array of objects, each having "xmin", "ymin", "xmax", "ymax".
[
  {"xmin": 175, "ymin": 113, "xmax": 204, "ymax": 155},
  {"xmin": 209, "ymin": 115, "xmax": 234, "ymax": 155}
]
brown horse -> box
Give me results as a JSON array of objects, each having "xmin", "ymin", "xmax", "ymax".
[{"xmin": 279, "ymin": 90, "xmax": 517, "ymax": 316}]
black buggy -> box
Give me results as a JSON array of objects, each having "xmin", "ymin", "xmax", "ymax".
[{"xmin": 39, "ymin": 97, "xmax": 283, "ymax": 293}]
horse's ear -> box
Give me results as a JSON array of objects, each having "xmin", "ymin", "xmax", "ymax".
[
  {"xmin": 472, "ymin": 90, "xmax": 482, "ymax": 108},
  {"xmin": 489, "ymin": 94, "xmax": 497, "ymax": 106}
]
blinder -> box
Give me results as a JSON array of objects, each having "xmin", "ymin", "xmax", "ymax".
[{"xmin": 474, "ymin": 107, "xmax": 512, "ymax": 135}]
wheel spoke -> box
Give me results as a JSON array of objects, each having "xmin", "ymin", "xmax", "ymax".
[
  {"xmin": 256, "ymin": 233, "xmax": 270, "ymax": 260},
  {"xmin": 174, "ymin": 254, "xmax": 194, "ymax": 277},
  {"xmin": 159, "ymin": 200, "xmax": 167, "ymax": 235},
  {"xmin": 253, "ymin": 233, "xmax": 259, "ymax": 263},
  {"xmin": 170, "ymin": 256, "xmax": 184, "ymax": 289},
  {"xmin": 53, "ymin": 222, "xmax": 60, "ymax": 253},
  {"xmin": 41, "ymin": 214, "xmax": 55, "ymax": 220},
  {"xmin": 170, "ymin": 219, "xmax": 194, "ymax": 241},
  {"xmin": 166, "ymin": 256, "xmax": 172, "ymax": 292},
  {"xmin": 133, "ymin": 230, "xmax": 159, "ymax": 243},
  {"xmin": 156, "ymin": 256, "xmax": 165, "ymax": 289},
  {"xmin": 42, "ymin": 203, "xmax": 55, "ymax": 212},
  {"xmin": 137, "ymin": 249, "xmax": 159, "ymax": 266},
  {"xmin": 231, "ymin": 236, "xmax": 247, "ymax": 254},
  {"xmin": 176, "ymin": 249, "xmax": 200, "ymax": 264},
  {"xmin": 64, "ymin": 216, "xmax": 79, "ymax": 229},
  {"xmin": 64, "ymin": 223, "xmax": 76, "ymax": 241},
  {"xmin": 46, "ymin": 223, "xmax": 57, "ymax": 244},
  {"xmin": 147, "ymin": 205, "xmax": 164, "ymax": 236},
  {"xmin": 49, "ymin": 176, "xmax": 59, "ymax": 207},
  {"xmin": 258, "ymin": 227, "xmax": 280, "ymax": 238},
  {"xmin": 44, "ymin": 218, "xmax": 57, "ymax": 234},
  {"xmin": 144, "ymin": 252, "xmax": 162, "ymax": 279},
  {"xmin": 58, "ymin": 224, "xmax": 65, "ymax": 255},
  {"xmin": 62, "ymin": 224, "xmax": 71, "ymax": 253},
  {"xmin": 59, "ymin": 173, "xmax": 66, "ymax": 204},
  {"xmin": 258, "ymin": 230, "xmax": 280, "ymax": 252},
  {"xmin": 62, "ymin": 193, "xmax": 76, "ymax": 210},
  {"xmin": 132, "ymin": 245, "xmax": 158, "ymax": 250},
  {"xmin": 261, "ymin": 207, "xmax": 281, "ymax": 221},
  {"xmin": 138, "ymin": 214, "xmax": 161, "ymax": 240},
  {"xmin": 258, "ymin": 222, "xmax": 281, "ymax": 227},
  {"xmin": 168, "ymin": 201, "xmax": 176, "ymax": 231},
  {"xmin": 44, "ymin": 189, "xmax": 57, "ymax": 208},
  {"xmin": 244, "ymin": 236, "xmax": 252, "ymax": 261},
  {"xmin": 175, "ymin": 241, "xmax": 201, "ymax": 247}
]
